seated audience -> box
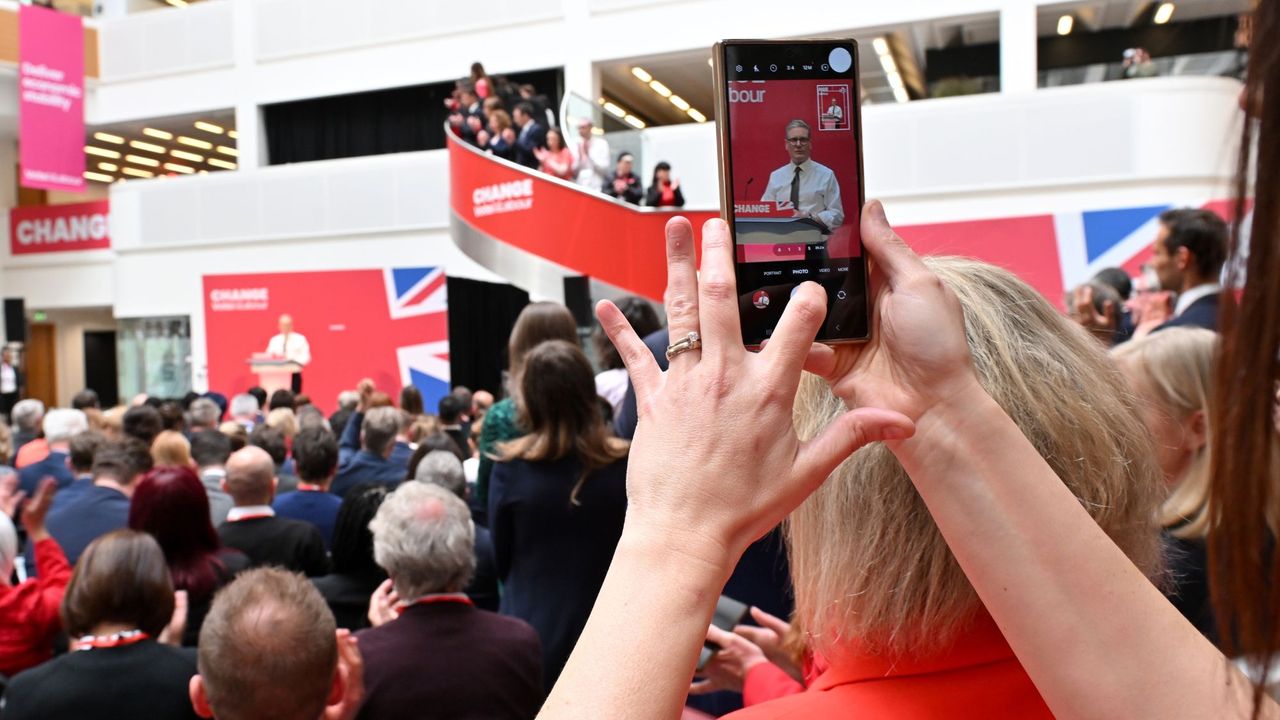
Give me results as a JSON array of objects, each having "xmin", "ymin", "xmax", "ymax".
[
  {"xmin": 2, "ymin": 530, "xmax": 198, "ymax": 720},
  {"xmin": 218, "ymin": 446, "xmax": 329, "ymax": 577},
  {"xmin": 246, "ymin": 387, "xmax": 268, "ymax": 416},
  {"xmin": 273, "ymin": 427, "xmax": 343, "ymax": 549},
  {"xmin": 18, "ymin": 408, "xmax": 88, "ymax": 494},
  {"xmin": 297, "ymin": 404, "xmax": 328, "ymax": 431},
  {"xmin": 11, "ymin": 399, "xmax": 45, "ymax": 460},
  {"xmin": 0, "ymin": 479, "xmax": 69, "ymax": 677},
  {"xmin": 644, "ymin": 161, "xmax": 685, "ymax": 208},
  {"xmin": 153, "ymin": 429, "xmax": 195, "ymax": 468},
  {"xmin": 333, "ymin": 396, "xmax": 407, "ymax": 497},
  {"xmin": 192, "ymin": 430, "xmax": 234, "ymax": 526},
  {"xmin": 267, "ymin": 407, "xmax": 299, "ymax": 440},
  {"xmin": 122, "ymin": 404, "xmax": 163, "ymax": 447},
  {"xmin": 250, "ymin": 425, "xmax": 298, "ymax": 494},
  {"xmin": 405, "ymin": 415, "xmax": 442, "ymax": 445},
  {"xmin": 217, "ymin": 421, "xmax": 247, "ymax": 452},
  {"xmin": 398, "ymin": 385, "xmax": 424, "ymax": 417},
  {"xmin": 62, "ymin": 430, "xmax": 105, "ymax": 500},
  {"xmin": 415, "ymin": 450, "xmax": 499, "ymax": 611},
  {"xmin": 359, "ymin": 482, "xmax": 543, "ymax": 719},
  {"xmin": 490, "ymin": 340, "xmax": 629, "ymax": 691},
  {"xmin": 190, "ymin": 568, "xmax": 363, "ymax": 720},
  {"xmin": 35, "ymin": 440, "xmax": 152, "ymax": 568},
  {"xmin": 602, "ymin": 151, "xmax": 643, "ymax": 205},
  {"xmin": 268, "ymin": 389, "xmax": 295, "ymax": 412},
  {"xmin": 70, "ymin": 389, "xmax": 100, "ymax": 411},
  {"xmin": 438, "ymin": 395, "xmax": 471, "ymax": 460},
  {"xmin": 158, "ymin": 401, "xmax": 186, "ymax": 432},
  {"xmin": 313, "ymin": 484, "xmax": 390, "ymax": 631},
  {"xmin": 228, "ymin": 394, "xmax": 259, "ymax": 431},
  {"xmin": 592, "ymin": 296, "xmax": 662, "ymax": 418},
  {"xmin": 535, "ymin": 127, "xmax": 574, "ymax": 180},
  {"xmin": 187, "ymin": 397, "xmax": 222, "ymax": 434},
  {"xmin": 329, "ymin": 391, "xmax": 359, "ymax": 437}
]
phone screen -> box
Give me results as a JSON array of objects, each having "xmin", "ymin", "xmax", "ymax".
[{"xmin": 716, "ymin": 40, "xmax": 869, "ymax": 346}]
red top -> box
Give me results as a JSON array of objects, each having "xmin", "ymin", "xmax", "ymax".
[
  {"xmin": 726, "ymin": 612, "xmax": 1053, "ymax": 719},
  {"xmin": 743, "ymin": 662, "xmax": 805, "ymax": 706},
  {"xmin": 0, "ymin": 537, "xmax": 73, "ymax": 676}
]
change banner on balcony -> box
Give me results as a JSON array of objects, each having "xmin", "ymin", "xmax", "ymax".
[
  {"xmin": 203, "ymin": 267, "xmax": 450, "ymax": 413},
  {"xmin": 19, "ymin": 5, "xmax": 84, "ymax": 192},
  {"xmin": 10, "ymin": 200, "xmax": 109, "ymax": 255}
]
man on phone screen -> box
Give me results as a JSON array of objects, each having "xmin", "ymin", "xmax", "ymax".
[{"xmin": 761, "ymin": 119, "xmax": 843, "ymax": 233}]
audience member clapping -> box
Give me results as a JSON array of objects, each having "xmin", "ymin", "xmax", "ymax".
[
  {"xmin": 332, "ymin": 383, "xmax": 411, "ymax": 497},
  {"xmin": 535, "ymin": 127, "xmax": 574, "ymax": 180},
  {"xmin": 0, "ymin": 478, "xmax": 69, "ymax": 678},
  {"xmin": 481, "ymin": 108, "xmax": 517, "ymax": 161},
  {"xmin": 570, "ymin": 118, "xmax": 610, "ymax": 189},
  {"xmin": 216, "ymin": 446, "xmax": 328, "ymax": 577},
  {"xmin": 360, "ymin": 482, "xmax": 543, "ymax": 719},
  {"xmin": 602, "ymin": 151, "xmax": 643, "ymax": 205},
  {"xmin": 313, "ymin": 484, "xmax": 390, "ymax": 631},
  {"xmin": 511, "ymin": 101, "xmax": 548, "ymax": 170},
  {"xmin": 645, "ymin": 161, "xmax": 685, "ymax": 208}
]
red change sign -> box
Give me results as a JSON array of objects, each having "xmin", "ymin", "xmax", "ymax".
[{"xmin": 10, "ymin": 200, "xmax": 110, "ymax": 255}]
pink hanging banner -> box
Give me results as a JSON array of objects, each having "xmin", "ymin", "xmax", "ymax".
[{"xmin": 19, "ymin": 5, "xmax": 84, "ymax": 192}]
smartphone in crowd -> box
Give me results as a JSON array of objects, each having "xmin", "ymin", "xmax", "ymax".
[
  {"xmin": 712, "ymin": 39, "xmax": 870, "ymax": 347},
  {"xmin": 697, "ymin": 594, "xmax": 750, "ymax": 671}
]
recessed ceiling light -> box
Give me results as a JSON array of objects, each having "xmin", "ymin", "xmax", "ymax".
[
  {"xmin": 872, "ymin": 37, "xmax": 890, "ymax": 56},
  {"xmin": 669, "ymin": 95, "xmax": 691, "ymax": 111},
  {"xmin": 171, "ymin": 149, "xmax": 204, "ymax": 162},
  {"xmin": 125, "ymin": 154, "xmax": 160, "ymax": 167},
  {"xmin": 227, "ymin": 130, "xmax": 238, "ymax": 139},
  {"xmin": 631, "ymin": 67, "xmax": 652, "ymax": 83},
  {"xmin": 194, "ymin": 121, "xmax": 224, "ymax": 134},
  {"xmin": 130, "ymin": 140, "xmax": 167, "ymax": 154},
  {"xmin": 207, "ymin": 158, "xmax": 237, "ymax": 170},
  {"xmin": 602, "ymin": 102, "xmax": 626, "ymax": 118},
  {"xmin": 93, "ymin": 132, "xmax": 124, "ymax": 145},
  {"xmin": 648, "ymin": 80, "xmax": 672, "ymax": 98},
  {"xmin": 164, "ymin": 162, "xmax": 194, "ymax": 174},
  {"xmin": 687, "ymin": 108, "xmax": 707, "ymax": 123},
  {"xmin": 1153, "ymin": 2, "xmax": 1175, "ymax": 24},
  {"xmin": 178, "ymin": 136, "xmax": 213, "ymax": 150},
  {"xmin": 84, "ymin": 171, "xmax": 115, "ymax": 183},
  {"xmin": 85, "ymin": 146, "xmax": 121, "ymax": 159},
  {"xmin": 623, "ymin": 115, "xmax": 645, "ymax": 129},
  {"xmin": 121, "ymin": 167, "xmax": 154, "ymax": 178},
  {"xmin": 142, "ymin": 128, "xmax": 174, "ymax": 140},
  {"xmin": 97, "ymin": 162, "xmax": 118, "ymax": 172},
  {"xmin": 1057, "ymin": 15, "xmax": 1074, "ymax": 35},
  {"xmin": 216, "ymin": 145, "xmax": 238, "ymax": 157}
]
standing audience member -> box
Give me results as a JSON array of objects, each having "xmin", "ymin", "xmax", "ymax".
[
  {"xmin": 63, "ymin": 430, "xmax": 105, "ymax": 498},
  {"xmin": 152, "ymin": 429, "xmax": 194, "ymax": 468},
  {"xmin": 129, "ymin": 465, "xmax": 250, "ymax": 646},
  {"xmin": 267, "ymin": 407, "xmax": 299, "ymax": 441},
  {"xmin": 2, "ymin": 530, "xmax": 198, "ymax": 720},
  {"xmin": 313, "ymin": 485, "xmax": 390, "ymax": 631},
  {"xmin": 472, "ymin": 389, "xmax": 494, "ymax": 417},
  {"xmin": 398, "ymin": 385, "xmax": 424, "ymax": 417},
  {"xmin": 192, "ymin": 430, "xmax": 235, "ymax": 526},
  {"xmin": 415, "ymin": 450, "xmax": 499, "ymax": 611},
  {"xmin": 475, "ymin": 303, "xmax": 579, "ymax": 517},
  {"xmin": 490, "ymin": 340, "xmax": 629, "ymax": 691},
  {"xmin": 592, "ymin": 297, "xmax": 662, "ymax": 418},
  {"xmin": 70, "ymin": 389, "xmax": 99, "ymax": 411},
  {"xmin": 602, "ymin": 152, "xmax": 643, "ymax": 205},
  {"xmin": 644, "ymin": 161, "xmax": 685, "ymax": 208},
  {"xmin": 268, "ymin": 389, "xmax": 295, "ymax": 413},
  {"xmin": 1147, "ymin": 208, "xmax": 1228, "ymax": 332},
  {"xmin": 512, "ymin": 101, "xmax": 547, "ymax": 169},
  {"xmin": 246, "ymin": 387, "xmax": 268, "ymax": 416},
  {"xmin": 18, "ymin": 409, "xmax": 87, "ymax": 493},
  {"xmin": 333, "ymin": 390, "xmax": 407, "ymax": 497},
  {"xmin": 330, "ymin": 391, "xmax": 359, "ymax": 436},
  {"xmin": 218, "ymin": 446, "xmax": 329, "ymax": 577},
  {"xmin": 187, "ymin": 398, "xmax": 222, "ymax": 434},
  {"xmin": 483, "ymin": 109, "xmax": 517, "ymax": 161},
  {"xmin": 122, "ymin": 404, "xmax": 164, "ymax": 447},
  {"xmin": 36, "ymin": 440, "xmax": 152, "ymax": 568},
  {"xmin": 438, "ymin": 395, "xmax": 471, "ymax": 460},
  {"xmin": 389, "ymin": 412, "xmax": 415, "ymax": 470},
  {"xmin": 359, "ymin": 482, "xmax": 543, "ymax": 719},
  {"xmin": 571, "ymin": 118, "xmax": 610, "ymax": 190},
  {"xmin": 535, "ymin": 127, "xmax": 574, "ymax": 180},
  {"xmin": 0, "ymin": 348, "xmax": 22, "ymax": 420},
  {"xmin": 0, "ymin": 479, "xmax": 69, "ymax": 678},
  {"xmin": 274, "ymin": 427, "xmax": 344, "ymax": 548},
  {"xmin": 189, "ymin": 568, "xmax": 364, "ymax": 720},
  {"xmin": 158, "ymin": 402, "xmax": 186, "ymax": 433}
]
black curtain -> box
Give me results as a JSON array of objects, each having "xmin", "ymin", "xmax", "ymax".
[{"xmin": 446, "ymin": 277, "xmax": 529, "ymax": 398}]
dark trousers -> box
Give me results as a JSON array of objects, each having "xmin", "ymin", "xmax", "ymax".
[
  {"xmin": 0, "ymin": 391, "xmax": 18, "ymax": 421},
  {"xmin": 291, "ymin": 373, "xmax": 302, "ymax": 393}
]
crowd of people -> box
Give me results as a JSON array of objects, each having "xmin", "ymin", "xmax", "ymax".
[{"xmin": 447, "ymin": 62, "xmax": 686, "ymax": 208}]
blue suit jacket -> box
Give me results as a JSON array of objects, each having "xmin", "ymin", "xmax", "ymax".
[
  {"xmin": 1154, "ymin": 293, "xmax": 1219, "ymax": 333},
  {"xmin": 18, "ymin": 450, "xmax": 74, "ymax": 495}
]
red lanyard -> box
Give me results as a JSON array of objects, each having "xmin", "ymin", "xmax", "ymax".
[
  {"xmin": 395, "ymin": 594, "xmax": 474, "ymax": 615},
  {"xmin": 72, "ymin": 630, "xmax": 149, "ymax": 651},
  {"xmin": 297, "ymin": 483, "xmax": 325, "ymax": 492}
]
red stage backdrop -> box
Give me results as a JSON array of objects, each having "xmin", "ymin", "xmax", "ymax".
[
  {"xmin": 204, "ymin": 267, "xmax": 450, "ymax": 414},
  {"xmin": 10, "ymin": 200, "xmax": 109, "ymax": 255},
  {"xmin": 19, "ymin": 5, "xmax": 84, "ymax": 192}
]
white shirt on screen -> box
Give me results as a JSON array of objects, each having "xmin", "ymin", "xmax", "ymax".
[
  {"xmin": 827, "ymin": 103, "xmax": 843, "ymax": 120},
  {"xmin": 266, "ymin": 332, "xmax": 311, "ymax": 367},
  {"xmin": 761, "ymin": 158, "xmax": 844, "ymax": 231},
  {"xmin": 572, "ymin": 136, "xmax": 611, "ymax": 189}
]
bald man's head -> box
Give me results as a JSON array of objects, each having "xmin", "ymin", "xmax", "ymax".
[
  {"xmin": 224, "ymin": 445, "xmax": 277, "ymax": 506},
  {"xmin": 278, "ymin": 314, "xmax": 293, "ymax": 334}
]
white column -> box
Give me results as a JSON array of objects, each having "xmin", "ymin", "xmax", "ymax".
[
  {"xmin": 1000, "ymin": 0, "xmax": 1039, "ymax": 94},
  {"xmin": 230, "ymin": 0, "xmax": 262, "ymax": 169},
  {"xmin": 560, "ymin": 0, "xmax": 599, "ymax": 112}
]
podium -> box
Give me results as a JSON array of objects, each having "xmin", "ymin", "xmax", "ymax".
[{"xmin": 247, "ymin": 355, "xmax": 302, "ymax": 394}]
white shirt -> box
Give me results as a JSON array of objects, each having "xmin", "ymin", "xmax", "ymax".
[
  {"xmin": 266, "ymin": 331, "xmax": 311, "ymax": 366},
  {"xmin": 761, "ymin": 158, "xmax": 844, "ymax": 231},
  {"xmin": 0, "ymin": 364, "xmax": 15, "ymax": 394},
  {"xmin": 226, "ymin": 505, "xmax": 275, "ymax": 521},
  {"xmin": 571, "ymin": 136, "xmax": 611, "ymax": 189},
  {"xmin": 827, "ymin": 103, "xmax": 843, "ymax": 120},
  {"xmin": 1175, "ymin": 283, "xmax": 1221, "ymax": 317},
  {"xmin": 595, "ymin": 369, "xmax": 629, "ymax": 418}
]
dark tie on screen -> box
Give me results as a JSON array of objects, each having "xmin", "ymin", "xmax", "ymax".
[{"xmin": 790, "ymin": 166, "xmax": 801, "ymax": 208}]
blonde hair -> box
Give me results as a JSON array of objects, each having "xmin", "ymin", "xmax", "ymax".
[
  {"xmin": 1112, "ymin": 327, "xmax": 1217, "ymax": 539},
  {"xmin": 788, "ymin": 256, "xmax": 1164, "ymax": 659},
  {"xmin": 151, "ymin": 430, "xmax": 193, "ymax": 468},
  {"xmin": 266, "ymin": 408, "xmax": 298, "ymax": 440}
]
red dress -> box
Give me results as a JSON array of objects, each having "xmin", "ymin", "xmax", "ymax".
[
  {"xmin": 0, "ymin": 538, "xmax": 73, "ymax": 676},
  {"xmin": 727, "ymin": 612, "xmax": 1054, "ymax": 719}
]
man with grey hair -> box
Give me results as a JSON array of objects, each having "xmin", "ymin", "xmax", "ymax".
[
  {"xmin": 18, "ymin": 409, "xmax": 87, "ymax": 494},
  {"xmin": 229, "ymin": 393, "xmax": 260, "ymax": 430},
  {"xmin": 357, "ymin": 483, "xmax": 542, "ymax": 718},
  {"xmin": 761, "ymin": 118, "xmax": 844, "ymax": 232},
  {"xmin": 332, "ymin": 382, "xmax": 408, "ymax": 497},
  {"xmin": 414, "ymin": 450, "xmax": 498, "ymax": 612},
  {"xmin": 217, "ymin": 445, "xmax": 329, "ymax": 576},
  {"xmin": 188, "ymin": 397, "xmax": 222, "ymax": 433},
  {"xmin": 10, "ymin": 399, "xmax": 44, "ymax": 454}
]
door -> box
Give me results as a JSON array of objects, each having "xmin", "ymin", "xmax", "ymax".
[
  {"xmin": 83, "ymin": 330, "xmax": 119, "ymax": 407},
  {"xmin": 25, "ymin": 324, "xmax": 56, "ymax": 409}
]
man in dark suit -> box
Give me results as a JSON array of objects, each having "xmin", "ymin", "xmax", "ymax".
[
  {"xmin": 333, "ymin": 397, "xmax": 407, "ymax": 497},
  {"xmin": 511, "ymin": 101, "xmax": 547, "ymax": 170},
  {"xmin": 1150, "ymin": 207, "xmax": 1228, "ymax": 333},
  {"xmin": 437, "ymin": 394, "xmax": 471, "ymax": 460},
  {"xmin": 272, "ymin": 426, "xmax": 343, "ymax": 548},
  {"xmin": 358, "ymin": 482, "xmax": 543, "ymax": 718},
  {"xmin": 17, "ymin": 409, "xmax": 87, "ymax": 494},
  {"xmin": 217, "ymin": 445, "xmax": 330, "ymax": 577}
]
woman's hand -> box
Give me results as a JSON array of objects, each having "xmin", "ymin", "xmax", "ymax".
[
  {"xmin": 689, "ymin": 625, "xmax": 768, "ymax": 695},
  {"xmin": 804, "ymin": 201, "xmax": 981, "ymax": 424},
  {"xmin": 159, "ymin": 590, "xmax": 189, "ymax": 646},
  {"xmin": 733, "ymin": 607, "xmax": 803, "ymax": 683},
  {"xmin": 367, "ymin": 579, "xmax": 399, "ymax": 628},
  {"xmin": 597, "ymin": 216, "xmax": 914, "ymax": 565}
]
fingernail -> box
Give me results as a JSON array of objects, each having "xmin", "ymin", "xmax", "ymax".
[{"xmin": 867, "ymin": 199, "xmax": 887, "ymax": 223}]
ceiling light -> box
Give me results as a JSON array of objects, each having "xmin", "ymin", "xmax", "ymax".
[
  {"xmin": 125, "ymin": 154, "xmax": 160, "ymax": 167},
  {"xmin": 130, "ymin": 140, "xmax": 166, "ymax": 154},
  {"xmin": 892, "ymin": 85, "xmax": 910, "ymax": 104},
  {"xmin": 227, "ymin": 130, "xmax": 238, "ymax": 139},
  {"xmin": 84, "ymin": 171, "xmax": 115, "ymax": 183},
  {"xmin": 85, "ymin": 146, "xmax": 121, "ymax": 159},
  {"xmin": 669, "ymin": 95, "xmax": 691, "ymax": 111},
  {"xmin": 1057, "ymin": 14, "xmax": 1074, "ymax": 35},
  {"xmin": 631, "ymin": 67, "xmax": 652, "ymax": 83},
  {"xmin": 194, "ymin": 121, "xmax": 224, "ymax": 134},
  {"xmin": 207, "ymin": 158, "xmax": 237, "ymax": 170},
  {"xmin": 648, "ymin": 80, "xmax": 672, "ymax": 97},
  {"xmin": 164, "ymin": 162, "xmax": 194, "ymax": 174},
  {"xmin": 887, "ymin": 73, "xmax": 906, "ymax": 91},
  {"xmin": 92, "ymin": 132, "xmax": 124, "ymax": 145},
  {"xmin": 687, "ymin": 108, "xmax": 707, "ymax": 123},
  {"xmin": 171, "ymin": 149, "xmax": 204, "ymax": 162},
  {"xmin": 216, "ymin": 145, "xmax": 238, "ymax": 157},
  {"xmin": 198, "ymin": 170, "xmax": 209, "ymax": 175},
  {"xmin": 97, "ymin": 162, "xmax": 118, "ymax": 172},
  {"xmin": 178, "ymin": 136, "xmax": 213, "ymax": 149},
  {"xmin": 872, "ymin": 37, "xmax": 890, "ymax": 56},
  {"xmin": 623, "ymin": 115, "xmax": 646, "ymax": 129},
  {"xmin": 143, "ymin": 128, "xmax": 174, "ymax": 140},
  {"xmin": 590, "ymin": 127, "xmax": 604, "ymax": 136},
  {"xmin": 880, "ymin": 53, "xmax": 899, "ymax": 75},
  {"xmin": 121, "ymin": 167, "xmax": 154, "ymax": 178},
  {"xmin": 602, "ymin": 102, "xmax": 626, "ymax": 118},
  {"xmin": 1153, "ymin": 2, "xmax": 1175, "ymax": 24},
  {"xmin": 165, "ymin": 0, "xmax": 189, "ymax": 6}
]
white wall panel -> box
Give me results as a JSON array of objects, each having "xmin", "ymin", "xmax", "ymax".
[{"xmin": 97, "ymin": 0, "xmax": 234, "ymax": 82}]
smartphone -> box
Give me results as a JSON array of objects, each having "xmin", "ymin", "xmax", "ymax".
[
  {"xmin": 697, "ymin": 594, "xmax": 750, "ymax": 671},
  {"xmin": 713, "ymin": 39, "xmax": 870, "ymax": 347}
]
